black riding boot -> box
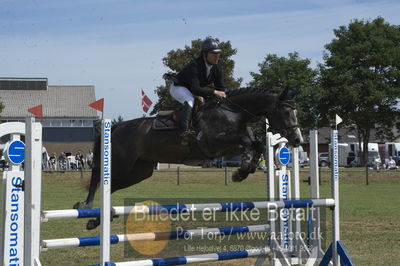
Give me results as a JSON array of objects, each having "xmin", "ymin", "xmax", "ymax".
[{"xmin": 179, "ymin": 102, "xmax": 193, "ymax": 145}]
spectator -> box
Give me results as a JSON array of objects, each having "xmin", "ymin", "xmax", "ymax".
[
  {"xmin": 67, "ymin": 155, "xmax": 77, "ymax": 170},
  {"xmin": 371, "ymin": 156, "xmax": 381, "ymax": 170},
  {"xmin": 49, "ymin": 153, "xmax": 57, "ymax": 170},
  {"xmin": 387, "ymin": 156, "xmax": 398, "ymax": 170},
  {"xmin": 58, "ymin": 152, "xmax": 67, "ymax": 170},
  {"xmin": 75, "ymin": 150, "xmax": 84, "ymax": 169},
  {"xmin": 86, "ymin": 149, "xmax": 93, "ymax": 169},
  {"xmin": 258, "ymin": 154, "xmax": 267, "ymax": 171}
]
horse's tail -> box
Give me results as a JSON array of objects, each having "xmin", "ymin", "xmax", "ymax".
[
  {"xmin": 92, "ymin": 123, "xmax": 119, "ymax": 170},
  {"xmin": 73, "ymin": 123, "xmax": 118, "ymax": 209},
  {"xmin": 86, "ymin": 123, "xmax": 118, "ymax": 190}
]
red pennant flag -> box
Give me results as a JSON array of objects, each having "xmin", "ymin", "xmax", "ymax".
[
  {"xmin": 89, "ymin": 98, "xmax": 104, "ymax": 112},
  {"xmin": 141, "ymin": 90, "xmax": 153, "ymax": 113},
  {"xmin": 27, "ymin": 104, "xmax": 43, "ymax": 118}
]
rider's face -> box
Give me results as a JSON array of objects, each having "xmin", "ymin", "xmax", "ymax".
[{"xmin": 205, "ymin": 52, "xmax": 220, "ymax": 65}]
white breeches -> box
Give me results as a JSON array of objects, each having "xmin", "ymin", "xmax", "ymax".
[{"xmin": 170, "ymin": 84, "xmax": 194, "ymax": 107}]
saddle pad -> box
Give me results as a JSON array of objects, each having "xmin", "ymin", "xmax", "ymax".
[{"xmin": 152, "ymin": 116, "xmax": 178, "ymax": 130}]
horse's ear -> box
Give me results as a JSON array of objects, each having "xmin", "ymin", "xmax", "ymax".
[{"xmin": 279, "ymin": 88, "xmax": 289, "ymax": 101}]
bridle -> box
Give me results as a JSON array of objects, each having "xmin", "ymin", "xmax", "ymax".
[{"xmin": 220, "ymin": 97, "xmax": 299, "ymax": 131}]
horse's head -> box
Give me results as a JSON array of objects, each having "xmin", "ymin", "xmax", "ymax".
[{"xmin": 271, "ymin": 89, "xmax": 303, "ymax": 147}]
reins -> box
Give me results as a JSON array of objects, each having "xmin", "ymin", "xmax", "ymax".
[{"xmin": 220, "ymin": 96, "xmax": 298, "ymax": 130}]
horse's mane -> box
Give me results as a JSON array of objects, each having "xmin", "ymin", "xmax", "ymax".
[
  {"xmin": 226, "ymin": 87, "xmax": 279, "ymax": 98},
  {"xmin": 198, "ymin": 87, "xmax": 287, "ymax": 113}
]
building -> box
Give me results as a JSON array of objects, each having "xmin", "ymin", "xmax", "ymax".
[
  {"xmin": 301, "ymin": 127, "xmax": 383, "ymax": 154},
  {"xmin": 0, "ymin": 78, "xmax": 98, "ymax": 155}
]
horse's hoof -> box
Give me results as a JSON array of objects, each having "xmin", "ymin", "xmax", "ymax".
[
  {"xmin": 249, "ymin": 165, "xmax": 256, "ymax": 174},
  {"xmin": 86, "ymin": 219, "xmax": 99, "ymax": 230},
  {"xmin": 73, "ymin": 202, "xmax": 92, "ymax": 209},
  {"xmin": 232, "ymin": 170, "xmax": 244, "ymax": 182},
  {"xmin": 111, "ymin": 208, "xmax": 119, "ymax": 219},
  {"xmin": 73, "ymin": 202, "xmax": 84, "ymax": 209}
]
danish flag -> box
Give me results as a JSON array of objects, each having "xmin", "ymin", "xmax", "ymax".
[{"xmin": 141, "ymin": 90, "xmax": 153, "ymax": 113}]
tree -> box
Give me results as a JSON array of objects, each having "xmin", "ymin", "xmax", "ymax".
[
  {"xmin": 112, "ymin": 115, "xmax": 124, "ymax": 126},
  {"xmin": 248, "ymin": 52, "xmax": 319, "ymax": 141},
  {"xmin": 150, "ymin": 38, "xmax": 242, "ymax": 115},
  {"xmin": 320, "ymin": 17, "xmax": 400, "ymax": 166}
]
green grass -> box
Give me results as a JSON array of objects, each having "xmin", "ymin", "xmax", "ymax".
[{"xmin": 1, "ymin": 168, "xmax": 400, "ymax": 265}]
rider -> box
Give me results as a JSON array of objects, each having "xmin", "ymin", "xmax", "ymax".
[{"xmin": 170, "ymin": 37, "xmax": 227, "ymax": 143}]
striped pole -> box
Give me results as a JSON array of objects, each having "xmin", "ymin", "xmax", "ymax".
[
  {"xmin": 85, "ymin": 247, "xmax": 270, "ymax": 266},
  {"xmin": 41, "ymin": 199, "xmax": 335, "ymax": 221},
  {"xmin": 41, "ymin": 224, "xmax": 270, "ymax": 250}
]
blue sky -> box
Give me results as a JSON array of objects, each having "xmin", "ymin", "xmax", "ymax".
[{"xmin": 1, "ymin": 0, "xmax": 400, "ymax": 120}]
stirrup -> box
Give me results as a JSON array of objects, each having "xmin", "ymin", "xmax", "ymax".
[
  {"xmin": 180, "ymin": 130, "xmax": 195, "ymax": 137},
  {"xmin": 180, "ymin": 130, "xmax": 195, "ymax": 145}
]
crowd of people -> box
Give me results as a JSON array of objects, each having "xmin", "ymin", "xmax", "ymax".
[{"xmin": 45, "ymin": 150, "xmax": 93, "ymax": 171}]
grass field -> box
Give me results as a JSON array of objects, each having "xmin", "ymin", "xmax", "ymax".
[{"xmin": 1, "ymin": 167, "xmax": 400, "ymax": 265}]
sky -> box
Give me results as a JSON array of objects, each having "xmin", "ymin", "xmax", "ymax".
[{"xmin": 1, "ymin": 0, "xmax": 400, "ymax": 120}]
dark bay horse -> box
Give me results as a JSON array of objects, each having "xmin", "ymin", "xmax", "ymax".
[{"xmin": 74, "ymin": 87, "xmax": 303, "ymax": 229}]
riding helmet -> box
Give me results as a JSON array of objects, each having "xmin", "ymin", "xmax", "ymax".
[{"xmin": 200, "ymin": 37, "xmax": 222, "ymax": 53}]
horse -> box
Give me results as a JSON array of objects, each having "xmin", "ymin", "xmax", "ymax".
[{"xmin": 74, "ymin": 87, "xmax": 303, "ymax": 229}]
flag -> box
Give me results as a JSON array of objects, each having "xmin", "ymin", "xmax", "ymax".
[
  {"xmin": 89, "ymin": 98, "xmax": 104, "ymax": 112},
  {"xmin": 335, "ymin": 114, "xmax": 343, "ymax": 126},
  {"xmin": 27, "ymin": 104, "xmax": 43, "ymax": 118},
  {"xmin": 141, "ymin": 90, "xmax": 152, "ymax": 113}
]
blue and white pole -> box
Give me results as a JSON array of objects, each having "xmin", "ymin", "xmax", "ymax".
[
  {"xmin": 41, "ymin": 224, "xmax": 270, "ymax": 250},
  {"xmin": 87, "ymin": 247, "xmax": 270, "ymax": 266}
]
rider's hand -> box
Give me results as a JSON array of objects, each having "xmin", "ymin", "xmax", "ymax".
[{"xmin": 214, "ymin": 90, "xmax": 226, "ymax": 98}]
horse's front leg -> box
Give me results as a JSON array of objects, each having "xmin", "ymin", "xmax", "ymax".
[{"xmin": 232, "ymin": 136, "xmax": 264, "ymax": 182}]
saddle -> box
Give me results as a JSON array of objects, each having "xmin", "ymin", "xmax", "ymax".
[{"xmin": 152, "ymin": 97, "xmax": 204, "ymax": 131}]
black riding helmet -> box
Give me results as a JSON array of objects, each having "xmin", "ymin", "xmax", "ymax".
[{"xmin": 200, "ymin": 37, "xmax": 222, "ymax": 53}]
